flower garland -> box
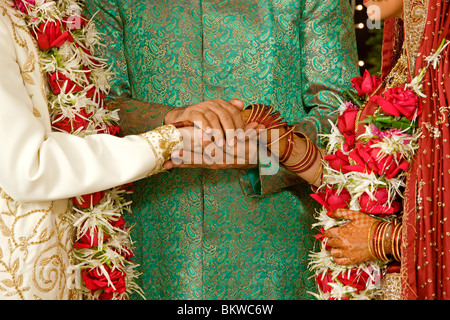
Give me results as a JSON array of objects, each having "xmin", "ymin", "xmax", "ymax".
[
  {"xmin": 308, "ymin": 38, "xmax": 449, "ymax": 300},
  {"xmin": 13, "ymin": 0, "xmax": 143, "ymax": 299}
]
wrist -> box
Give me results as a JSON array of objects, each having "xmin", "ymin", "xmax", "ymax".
[
  {"xmin": 140, "ymin": 125, "xmax": 183, "ymax": 175},
  {"xmin": 283, "ymin": 132, "xmax": 319, "ymax": 174},
  {"xmin": 369, "ymin": 220, "xmax": 402, "ymax": 262}
]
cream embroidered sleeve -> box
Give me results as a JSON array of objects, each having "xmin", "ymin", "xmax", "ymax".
[{"xmin": 0, "ymin": 15, "xmax": 182, "ymax": 202}]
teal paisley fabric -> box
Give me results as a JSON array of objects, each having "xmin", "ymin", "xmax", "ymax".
[{"xmin": 84, "ymin": 0, "xmax": 359, "ymax": 299}]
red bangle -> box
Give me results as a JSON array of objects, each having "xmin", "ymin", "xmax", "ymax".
[
  {"xmin": 280, "ymin": 130, "xmax": 295, "ymax": 163},
  {"xmin": 284, "ymin": 133, "xmax": 319, "ymax": 174}
]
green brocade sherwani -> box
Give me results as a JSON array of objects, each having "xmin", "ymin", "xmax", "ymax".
[{"xmin": 85, "ymin": 0, "xmax": 359, "ymax": 299}]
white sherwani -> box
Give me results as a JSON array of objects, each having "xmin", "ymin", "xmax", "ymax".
[{"xmin": 0, "ymin": 2, "xmax": 181, "ymax": 299}]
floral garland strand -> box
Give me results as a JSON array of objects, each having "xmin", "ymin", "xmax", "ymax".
[
  {"xmin": 309, "ymin": 69, "xmax": 420, "ymax": 300},
  {"xmin": 308, "ymin": 38, "xmax": 449, "ymax": 300},
  {"xmin": 13, "ymin": 0, "xmax": 143, "ymax": 299},
  {"xmin": 308, "ymin": 73, "xmax": 419, "ymax": 299}
]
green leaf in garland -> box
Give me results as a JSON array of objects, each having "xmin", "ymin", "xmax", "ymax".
[
  {"xmin": 340, "ymin": 89, "xmax": 364, "ymax": 108},
  {"xmin": 360, "ymin": 115, "xmax": 417, "ymax": 135}
]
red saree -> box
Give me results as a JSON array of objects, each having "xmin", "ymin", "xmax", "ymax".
[{"xmin": 399, "ymin": 0, "xmax": 450, "ymax": 300}]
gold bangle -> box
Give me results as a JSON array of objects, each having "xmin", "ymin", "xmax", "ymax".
[
  {"xmin": 372, "ymin": 221, "xmax": 391, "ymax": 262},
  {"xmin": 267, "ymin": 125, "xmax": 295, "ymax": 147},
  {"xmin": 391, "ymin": 223, "xmax": 402, "ymax": 261},
  {"xmin": 373, "ymin": 222, "xmax": 383, "ymax": 260},
  {"xmin": 246, "ymin": 105, "xmax": 256, "ymax": 125},
  {"xmin": 368, "ymin": 221, "xmax": 378, "ymax": 260},
  {"xmin": 378, "ymin": 222, "xmax": 392, "ymax": 262},
  {"xmin": 380, "ymin": 222, "xmax": 390, "ymax": 261},
  {"xmin": 259, "ymin": 105, "xmax": 274, "ymax": 124},
  {"xmin": 306, "ymin": 151, "xmax": 323, "ymax": 185},
  {"xmin": 285, "ymin": 138, "xmax": 315, "ymax": 172},
  {"xmin": 286, "ymin": 134, "xmax": 311, "ymax": 167}
]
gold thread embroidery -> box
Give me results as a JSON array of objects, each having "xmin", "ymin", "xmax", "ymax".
[
  {"xmin": 403, "ymin": 0, "xmax": 429, "ymax": 76},
  {"xmin": 139, "ymin": 125, "xmax": 183, "ymax": 177},
  {"xmin": 21, "ymin": 52, "xmax": 36, "ymax": 85}
]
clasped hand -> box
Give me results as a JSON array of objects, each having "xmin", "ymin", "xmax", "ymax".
[{"xmin": 163, "ymin": 99, "xmax": 265, "ymax": 170}]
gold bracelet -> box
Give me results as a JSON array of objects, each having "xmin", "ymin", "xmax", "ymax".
[
  {"xmin": 285, "ymin": 138, "xmax": 318, "ymax": 173},
  {"xmin": 379, "ymin": 222, "xmax": 389, "ymax": 261},
  {"xmin": 375, "ymin": 221, "xmax": 392, "ymax": 262},
  {"xmin": 286, "ymin": 133, "xmax": 311, "ymax": 167},
  {"xmin": 259, "ymin": 105, "xmax": 274, "ymax": 124},
  {"xmin": 367, "ymin": 221, "xmax": 379, "ymax": 260},
  {"xmin": 391, "ymin": 223, "xmax": 403, "ymax": 262},
  {"xmin": 373, "ymin": 221, "xmax": 383, "ymax": 260},
  {"xmin": 306, "ymin": 149, "xmax": 324, "ymax": 185},
  {"xmin": 379, "ymin": 222, "xmax": 390, "ymax": 261},
  {"xmin": 267, "ymin": 125, "xmax": 295, "ymax": 147}
]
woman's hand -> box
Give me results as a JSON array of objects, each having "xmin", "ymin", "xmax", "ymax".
[
  {"xmin": 323, "ymin": 209, "xmax": 380, "ymax": 265},
  {"xmin": 164, "ymin": 121, "xmax": 265, "ymax": 170}
]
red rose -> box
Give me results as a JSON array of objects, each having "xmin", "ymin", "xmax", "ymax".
[
  {"xmin": 316, "ymin": 272, "xmax": 335, "ymax": 294},
  {"xmin": 338, "ymin": 106, "xmax": 359, "ymax": 151},
  {"xmin": 369, "ymin": 87, "xmax": 421, "ymax": 121},
  {"xmin": 105, "ymin": 125, "xmax": 120, "ymax": 136},
  {"xmin": 110, "ymin": 216, "xmax": 126, "ymax": 229},
  {"xmin": 73, "ymin": 216, "xmax": 126, "ymax": 250},
  {"xmin": 119, "ymin": 183, "xmax": 135, "ymax": 193},
  {"xmin": 73, "ymin": 224, "xmax": 110, "ymax": 249},
  {"xmin": 48, "ymin": 72, "xmax": 84, "ymax": 94},
  {"xmin": 52, "ymin": 108, "xmax": 91, "ymax": 133},
  {"xmin": 345, "ymin": 139, "xmax": 409, "ymax": 179},
  {"xmin": 338, "ymin": 106, "xmax": 358, "ymax": 134},
  {"xmin": 359, "ymin": 188, "xmax": 402, "ymax": 216},
  {"xmin": 13, "ymin": 0, "xmax": 35, "ymax": 13},
  {"xmin": 86, "ymin": 87, "xmax": 106, "ymax": 104},
  {"xmin": 324, "ymin": 150, "xmax": 351, "ymax": 173},
  {"xmin": 336, "ymin": 268, "xmax": 371, "ymax": 292},
  {"xmin": 121, "ymin": 246, "xmax": 134, "ymax": 261},
  {"xmin": 82, "ymin": 265, "xmax": 126, "ymax": 297},
  {"xmin": 311, "ymin": 187, "xmax": 351, "ymax": 211},
  {"xmin": 351, "ymin": 70, "xmax": 381, "ymax": 97},
  {"xmin": 35, "ymin": 20, "xmax": 74, "ymax": 51},
  {"xmin": 98, "ymin": 291, "xmax": 114, "ymax": 300},
  {"xmin": 72, "ymin": 190, "xmax": 105, "ymax": 208},
  {"xmin": 95, "ymin": 124, "xmax": 120, "ymax": 136}
]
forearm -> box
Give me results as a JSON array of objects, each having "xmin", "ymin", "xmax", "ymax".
[
  {"xmin": 369, "ymin": 220, "xmax": 402, "ymax": 262},
  {"xmin": 240, "ymin": 106, "xmax": 323, "ymax": 195},
  {"xmin": 107, "ymin": 95, "xmax": 177, "ymax": 135},
  {"xmin": 280, "ymin": 132, "xmax": 324, "ymax": 187}
]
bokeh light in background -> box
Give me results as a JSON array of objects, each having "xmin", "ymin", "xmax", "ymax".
[{"xmin": 351, "ymin": 0, "xmax": 384, "ymax": 75}]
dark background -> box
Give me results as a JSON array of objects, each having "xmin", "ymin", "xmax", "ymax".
[{"xmin": 351, "ymin": 0, "xmax": 384, "ymax": 75}]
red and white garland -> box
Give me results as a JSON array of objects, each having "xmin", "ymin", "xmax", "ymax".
[
  {"xmin": 309, "ymin": 39, "xmax": 449, "ymax": 300},
  {"xmin": 14, "ymin": 0, "xmax": 142, "ymax": 299}
]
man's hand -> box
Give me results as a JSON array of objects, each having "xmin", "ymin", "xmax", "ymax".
[{"xmin": 164, "ymin": 99, "xmax": 246, "ymax": 146}]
